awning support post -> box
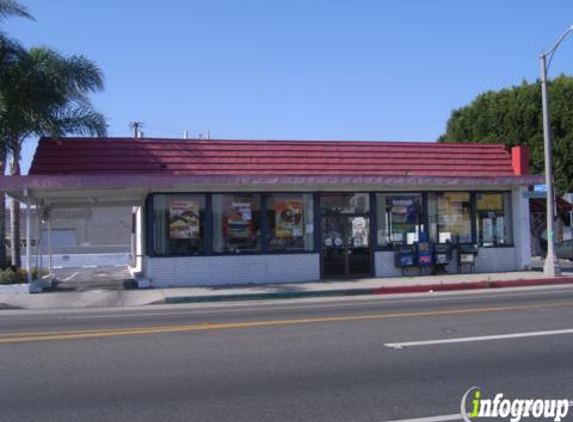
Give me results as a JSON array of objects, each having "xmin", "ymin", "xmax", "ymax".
[
  {"xmin": 35, "ymin": 206, "xmax": 40, "ymax": 277},
  {"xmin": 48, "ymin": 218, "xmax": 53, "ymax": 274},
  {"xmin": 24, "ymin": 190, "xmax": 32, "ymax": 284},
  {"xmin": 36, "ymin": 205, "xmax": 43, "ymax": 278}
]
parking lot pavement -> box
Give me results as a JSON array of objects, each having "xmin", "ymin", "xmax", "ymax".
[{"xmin": 51, "ymin": 266, "xmax": 135, "ymax": 292}]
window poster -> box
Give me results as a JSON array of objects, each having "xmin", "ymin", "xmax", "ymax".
[
  {"xmin": 275, "ymin": 199, "xmax": 303, "ymax": 238},
  {"xmin": 390, "ymin": 198, "xmax": 416, "ymax": 225},
  {"xmin": 477, "ymin": 194, "xmax": 503, "ymax": 211},
  {"xmin": 227, "ymin": 202, "xmax": 252, "ymax": 238},
  {"xmin": 482, "ymin": 217, "xmax": 494, "ymax": 243},
  {"xmin": 438, "ymin": 193, "xmax": 470, "ymax": 236},
  {"xmin": 389, "ymin": 197, "xmax": 418, "ymax": 243},
  {"xmin": 496, "ymin": 217, "xmax": 505, "ymax": 243},
  {"xmin": 169, "ymin": 200, "xmax": 200, "ymax": 239}
]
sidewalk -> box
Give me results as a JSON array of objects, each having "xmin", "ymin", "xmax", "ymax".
[{"xmin": 1, "ymin": 270, "xmax": 573, "ymax": 310}]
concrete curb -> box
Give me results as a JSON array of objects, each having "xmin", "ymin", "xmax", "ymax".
[{"xmin": 160, "ymin": 276, "xmax": 573, "ymax": 305}]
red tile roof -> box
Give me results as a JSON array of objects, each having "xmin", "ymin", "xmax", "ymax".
[{"xmin": 30, "ymin": 137, "xmax": 518, "ymax": 177}]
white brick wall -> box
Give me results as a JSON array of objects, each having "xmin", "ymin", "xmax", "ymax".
[
  {"xmin": 375, "ymin": 247, "xmax": 517, "ymax": 277},
  {"xmin": 474, "ymin": 247, "xmax": 517, "ymax": 273},
  {"xmin": 145, "ymin": 254, "xmax": 320, "ymax": 287},
  {"xmin": 144, "ymin": 248, "xmax": 518, "ymax": 287},
  {"xmin": 374, "ymin": 251, "xmax": 404, "ymax": 277}
]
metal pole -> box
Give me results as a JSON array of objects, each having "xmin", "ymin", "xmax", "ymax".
[{"xmin": 540, "ymin": 53, "xmax": 561, "ymax": 276}]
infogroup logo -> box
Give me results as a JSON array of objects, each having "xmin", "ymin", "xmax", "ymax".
[{"xmin": 461, "ymin": 387, "xmax": 571, "ymax": 422}]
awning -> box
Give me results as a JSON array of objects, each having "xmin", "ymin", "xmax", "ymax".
[
  {"xmin": 530, "ymin": 196, "xmax": 573, "ymax": 214},
  {"xmin": 0, "ymin": 173, "xmax": 544, "ymax": 208}
]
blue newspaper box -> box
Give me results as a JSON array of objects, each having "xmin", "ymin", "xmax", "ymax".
[{"xmin": 417, "ymin": 241, "xmax": 433, "ymax": 267}]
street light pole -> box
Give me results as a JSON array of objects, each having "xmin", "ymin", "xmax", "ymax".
[{"xmin": 540, "ymin": 25, "xmax": 573, "ymax": 277}]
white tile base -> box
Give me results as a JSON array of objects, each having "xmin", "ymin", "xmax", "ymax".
[{"xmin": 145, "ymin": 254, "xmax": 320, "ymax": 287}]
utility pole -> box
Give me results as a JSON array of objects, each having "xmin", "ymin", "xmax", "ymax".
[{"xmin": 129, "ymin": 121, "xmax": 143, "ymax": 139}]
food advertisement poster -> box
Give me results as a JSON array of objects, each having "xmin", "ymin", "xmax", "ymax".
[
  {"xmin": 275, "ymin": 199, "xmax": 303, "ymax": 238},
  {"xmin": 227, "ymin": 202, "xmax": 252, "ymax": 238},
  {"xmin": 169, "ymin": 200, "xmax": 200, "ymax": 239},
  {"xmin": 390, "ymin": 198, "xmax": 416, "ymax": 225}
]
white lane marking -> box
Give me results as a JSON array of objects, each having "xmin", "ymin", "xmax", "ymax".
[
  {"xmin": 81, "ymin": 265, "xmax": 98, "ymax": 268},
  {"xmin": 362, "ymin": 413, "xmax": 462, "ymax": 422},
  {"xmin": 385, "ymin": 328, "xmax": 573, "ymax": 349},
  {"xmin": 61, "ymin": 272, "xmax": 79, "ymax": 282}
]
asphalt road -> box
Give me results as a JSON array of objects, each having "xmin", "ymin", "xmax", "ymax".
[{"xmin": 1, "ymin": 286, "xmax": 573, "ymax": 422}]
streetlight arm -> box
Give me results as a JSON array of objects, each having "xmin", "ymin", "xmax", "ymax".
[{"xmin": 542, "ymin": 25, "xmax": 573, "ymax": 71}]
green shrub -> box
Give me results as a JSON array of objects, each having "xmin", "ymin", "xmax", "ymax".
[
  {"xmin": 0, "ymin": 269, "xmax": 19, "ymax": 285},
  {"xmin": 0, "ymin": 268, "xmax": 49, "ymax": 285}
]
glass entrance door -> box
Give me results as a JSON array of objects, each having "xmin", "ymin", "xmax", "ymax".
[{"xmin": 322, "ymin": 215, "xmax": 371, "ymax": 277}]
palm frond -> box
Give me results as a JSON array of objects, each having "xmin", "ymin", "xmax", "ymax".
[
  {"xmin": 46, "ymin": 105, "xmax": 108, "ymax": 138},
  {"xmin": 0, "ymin": 0, "xmax": 33, "ymax": 21},
  {"xmin": 28, "ymin": 47, "xmax": 104, "ymax": 98}
]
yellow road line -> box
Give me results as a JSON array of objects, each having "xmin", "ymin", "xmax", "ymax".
[
  {"xmin": 1, "ymin": 301, "xmax": 571, "ymax": 345},
  {"xmin": 0, "ymin": 325, "xmax": 186, "ymax": 338}
]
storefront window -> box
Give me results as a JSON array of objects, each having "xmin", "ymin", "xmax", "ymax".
[
  {"xmin": 320, "ymin": 193, "xmax": 370, "ymax": 214},
  {"xmin": 428, "ymin": 192, "xmax": 472, "ymax": 243},
  {"xmin": 154, "ymin": 194, "xmax": 205, "ymax": 255},
  {"xmin": 476, "ymin": 192, "xmax": 513, "ymax": 246},
  {"xmin": 213, "ymin": 194, "xmax": 261, "ymax": 253},
  {"xmin": 267, "ymin": 194, "xmax": 314, "ymax": 251},
  {"xmin": 376, "ymin": 194, "xmax": 423, "ymax": 247}
]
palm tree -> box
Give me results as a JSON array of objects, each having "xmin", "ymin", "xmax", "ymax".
[
  {"xmin": 0, "ymin": 0, "xmax": 32, "ymax": 268},
  {"xmin": 0, "ymin": 47, "xmax": 107, "ymax": 267}
]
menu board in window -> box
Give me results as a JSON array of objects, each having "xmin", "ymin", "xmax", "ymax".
[
  {"xmin": 275, "ymin": 199, "xmax": 303, "ymax": 238},
  {"xmin": 169, "ymin": 200, "xmax": 200, "ymax": 239},
  {"xmin": 227, "ymin": 202, "xmax": 252, "ymax": 238}
]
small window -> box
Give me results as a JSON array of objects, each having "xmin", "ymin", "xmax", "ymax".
[
  {"xmin": 154, "ymin": 194, "xmax": 205, "ymax": 255},
  {"xmin": 476, "ymin": 192, "xmax": 513, "ymax": 246},
  {"xmin": 376, "ymin": 194, "xmax": 423, "ymax": 247},
  {"xmin": 267, "ymin": 194, "xmax": 314, "ymax": 252},
  {"xmin": 213, "ymin": 194, "xmax": 261, "ymax": 253}
]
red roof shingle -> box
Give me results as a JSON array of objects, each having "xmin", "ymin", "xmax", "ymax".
[{"xmin": 29, "ymin": 137, "xmax": 517, "ymax": 177}]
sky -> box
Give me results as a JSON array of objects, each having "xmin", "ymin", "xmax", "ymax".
[{"xmin": 5, "ymin": 0, "xmax": 573, "ymax": 174}]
